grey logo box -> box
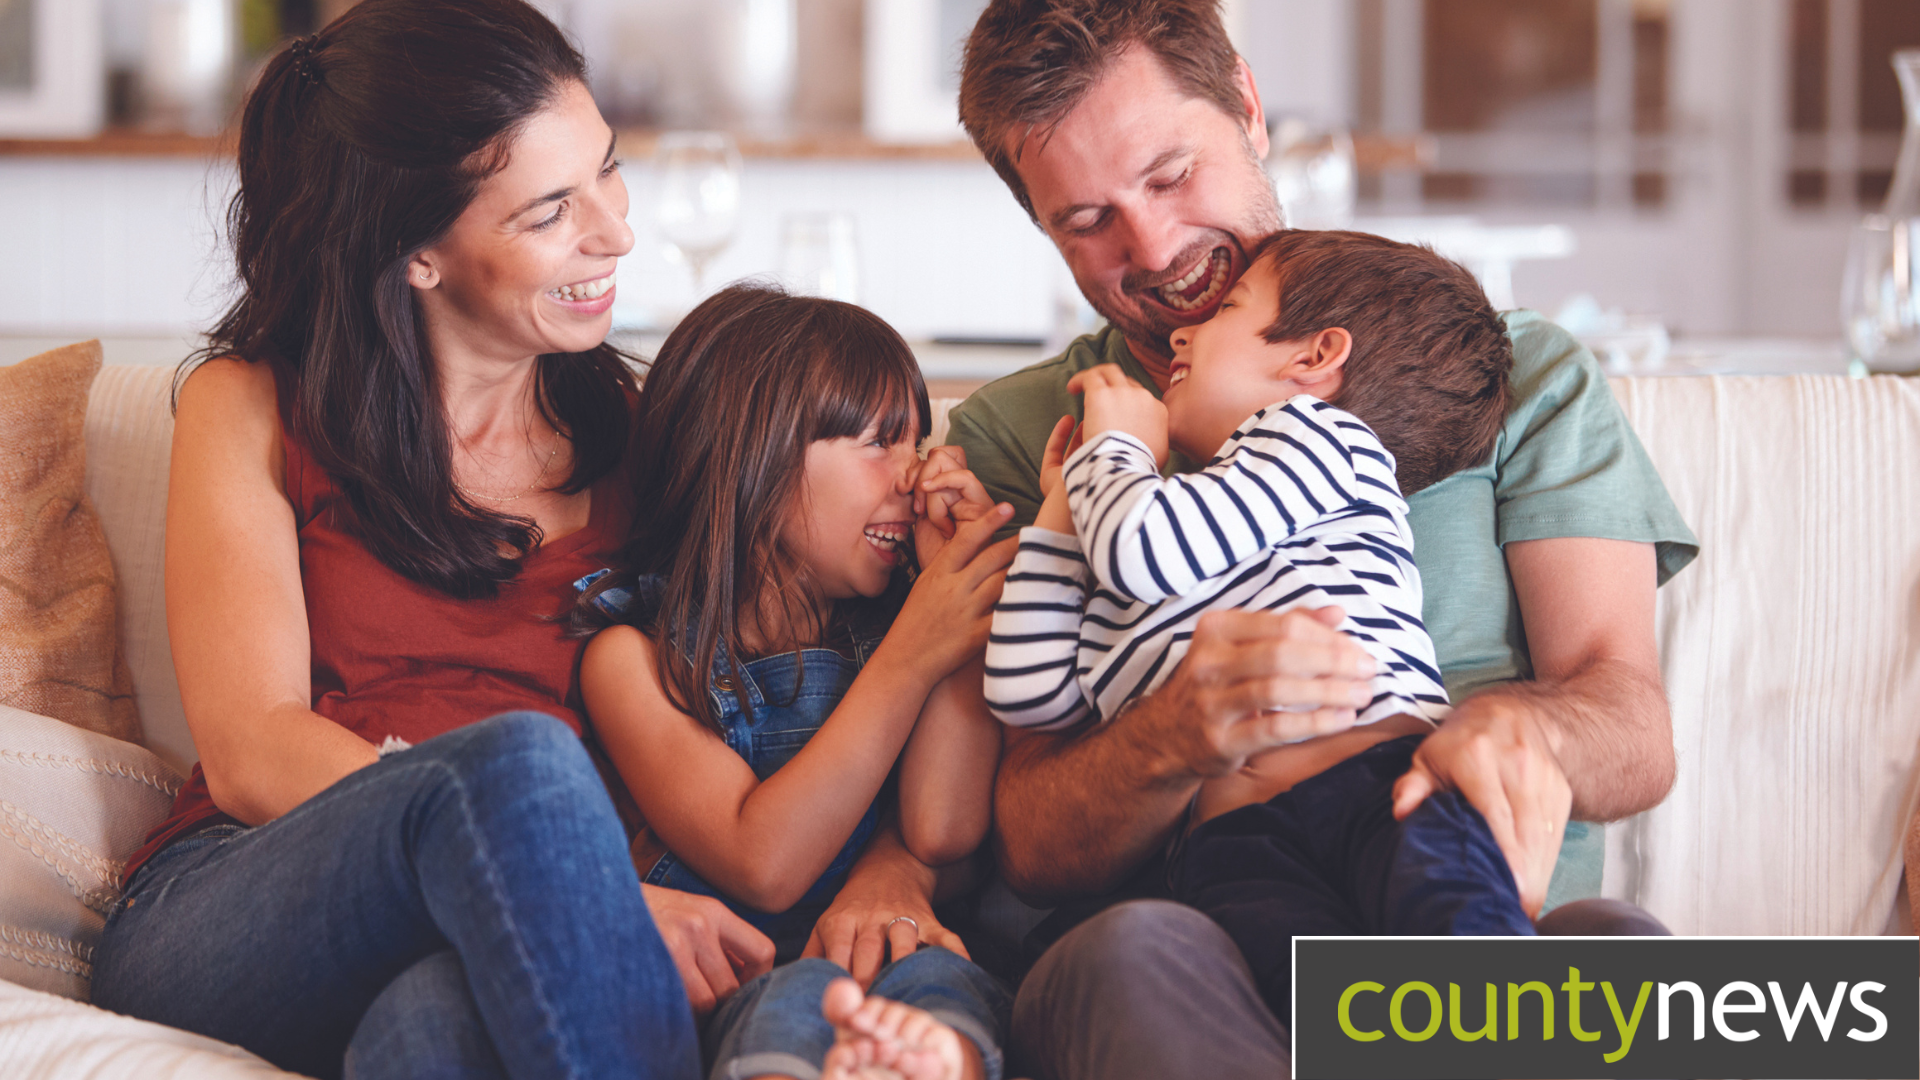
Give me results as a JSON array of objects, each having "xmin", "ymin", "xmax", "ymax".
[{"xmin": 1293, "ymin": 936, "xmax": 1917, "ymax": 1079}]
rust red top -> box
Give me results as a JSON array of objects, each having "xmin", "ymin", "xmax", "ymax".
[{"xmin": 128, "ymin": 395, "xmax": 635, "ymax": 878}]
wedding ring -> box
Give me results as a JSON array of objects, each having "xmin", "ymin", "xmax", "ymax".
[{"xmin": 884, "ymin": 915, "xmax": 920, "ymax": 934}]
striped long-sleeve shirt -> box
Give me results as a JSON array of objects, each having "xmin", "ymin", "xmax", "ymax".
[{"xmin": 983, "ymin": 395, "xmax": 1452, "ymax": 733}]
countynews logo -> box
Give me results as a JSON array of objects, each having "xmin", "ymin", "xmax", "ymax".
[{"xmin": 1292, "ymin": 937, "xmax": 1917, "ymax": 1079}]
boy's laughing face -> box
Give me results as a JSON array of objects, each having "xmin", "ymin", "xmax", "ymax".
[{"xmin": 1165, "ymin": 255, "xmax": 1346, "ymax": 460}]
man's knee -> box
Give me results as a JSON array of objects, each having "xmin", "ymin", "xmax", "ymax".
[
  {"xmin": 1538, "ymin": 897, "xmax": 1671, "ymax": 936},
  {"xmin": 1020, "ymin": 900, "xmax": 1253, "ymax": 1017},
  {"xmin": 1013, "ymin": 901, "xmax": 1287, "ymax": 1080},
  {"xmin": 1036, "ymin": 900, "xmax": 1228, "ymax": 980}
]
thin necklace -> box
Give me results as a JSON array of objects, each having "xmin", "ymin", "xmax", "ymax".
[{"xmin": 454, "ymin": 427, "xmax": 561, "ymax": 503}]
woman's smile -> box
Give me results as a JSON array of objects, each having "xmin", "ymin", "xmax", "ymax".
[{"xmin": 546, "ymin": 270, "xmax": 617, "ymax": 313}]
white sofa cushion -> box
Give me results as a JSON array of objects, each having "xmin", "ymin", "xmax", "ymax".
[
  {"xmin": 0, "ymin": 705, "xmax": 181, "ymax": 1000},
  {"xmin": 83, "ymin": 365, "xmax": 188, "ymax": 776},
  {"xmin": 1604, "ymin": 374, "xmax": 1920, "ymax": 935},
  {"xmin": 0, "ymin": 978, "xmax": 301, "ymax": 1078}
]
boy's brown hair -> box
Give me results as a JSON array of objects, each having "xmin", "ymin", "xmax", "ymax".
[
  {"xmin": 959, "ymin": 0, "xmax": 1244, "ymax": 221},
  {"xmin": 1253, "ymin": 230, "xmax": 1512, "ymax": 496}
]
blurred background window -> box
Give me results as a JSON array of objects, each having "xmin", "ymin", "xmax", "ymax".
[
  {"xmin": 1786, "ymin": 0, "xmax": 1920, "ymax": 209},
  {"xmin": 1350, "ymin": 0, "xmax": 1672, "ymax": 210},
  {"xmin": 8, "ymin": 0, "xmax": 1919, "ymax": 377}
]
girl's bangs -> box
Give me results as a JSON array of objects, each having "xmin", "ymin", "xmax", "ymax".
[{"xmin": 805, "ymin": 312, "xmax": 931, "ymax": 447}]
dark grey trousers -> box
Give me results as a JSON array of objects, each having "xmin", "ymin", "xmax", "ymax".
[{"xmin": 1009, "ymin": 897, "xmax": 1668, "ymax": 1080}]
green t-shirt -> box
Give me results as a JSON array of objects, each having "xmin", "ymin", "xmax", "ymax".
[{"xmin": 946, "ymin": 314, "xmax": 1699, "ymax": 908}]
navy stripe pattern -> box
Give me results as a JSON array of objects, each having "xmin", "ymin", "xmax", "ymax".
[{"xmin": 984, "ymin": 395, "xmax": 1451, "ymax": 733}]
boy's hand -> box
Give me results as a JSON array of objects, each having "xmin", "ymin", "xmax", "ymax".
[
  {"xmin": 1036, "ymin": 415, "xmax": 1081, "ymax": 499},
  {"xmin": 1034, "ymin": 415, "xmax": 1079, "ymax": 535},
  {"xmin": 912, "ymin": 446, "xmax": 994, "ymax": 566},
  {"xmin": 1066, "ymin": 364, "xmax": 1167, "ymax": 468}
]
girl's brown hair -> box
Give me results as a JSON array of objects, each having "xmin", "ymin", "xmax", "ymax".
[{"xmin": 577, "ymin": 283, "xmax": 930, "ymax": 734}]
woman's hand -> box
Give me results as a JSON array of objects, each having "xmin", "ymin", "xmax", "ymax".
[
  {"xmin": 880, "ymin": 506, "xmax": 1018, "ymax": 685},
  {"xmin": 803, "ymin": 825, "xmax": 969, "ymax": 989},
  {"xmin": 641, "ymin": 883, "xmax": 776, "ymax": 1020}
]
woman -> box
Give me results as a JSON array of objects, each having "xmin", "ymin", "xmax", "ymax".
[{"xmin": 90, "ymin": 2, "xmax": 769, "ymax": 1077}]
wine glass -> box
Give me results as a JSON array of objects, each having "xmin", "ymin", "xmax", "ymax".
[
  {"xmin": 1840, "ymin": 50, "xmax": 1920, "ymax": 374},
  {"xmin": 653, "ymin": 132, "xmax": 743, "ymax": 296},
  {"xmin": 1843, "ymin": 218, "xmax": 1920, "ymax": 374},
  {"xmin": 780, "ymin": 213, "xmax": 860, "ymax": 303}
]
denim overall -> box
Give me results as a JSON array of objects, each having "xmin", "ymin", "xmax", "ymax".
[{"xmin": 577, "ymin": 571, "xmax": 887, "ymax": 962}]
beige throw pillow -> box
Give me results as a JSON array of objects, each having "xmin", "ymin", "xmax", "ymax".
[
  {"xmin": 0, "ymin": 342, "xmax": 141, "ymax": 746},
  {"xmin": 0, "ymin": 704, "xmax": 181, "ymax": 1000}
]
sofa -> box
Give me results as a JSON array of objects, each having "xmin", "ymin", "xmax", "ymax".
[{"xmin": 1, "ymin": 352, "xmax": 1917, "ymax": 1076}]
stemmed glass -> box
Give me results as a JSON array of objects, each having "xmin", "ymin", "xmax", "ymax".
[
  {"xmin": 1841, "ymin": 50, "xmax": 1920, "ymax": 374},
  {"xmin": 653, "ymin": 132, "xmax": 743, "ymax": 297}
]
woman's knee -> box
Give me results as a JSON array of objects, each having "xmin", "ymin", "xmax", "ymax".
[
  {"xmin": 408, "ymin": 712, "xmax": 593, "ymax": 788},
  {"xmin": 390, "ymin": 713, "xmax": 618, "ymax": 845}
]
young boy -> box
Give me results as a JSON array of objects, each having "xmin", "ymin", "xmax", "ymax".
[{"xmin": 983, "ymin": 229, "xmax": 1532, "ymax": 1021}]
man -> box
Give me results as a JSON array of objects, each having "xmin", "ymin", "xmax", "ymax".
[{"xmin": 947, "ymin": 2, "xmax": 1699, "ymax": 1078}]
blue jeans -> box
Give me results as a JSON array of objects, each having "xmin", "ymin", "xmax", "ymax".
[
  {"xmin": 91, "ymin": 713, "xmax": 700, "ymax": 1080},
  {"xmin": 705, "ymin": 948, "xmax": 1010, "ymax": 1080},
  {"xmin": 1170, "ymin": 734, "xmax": 1535, "ymax": 1022}
]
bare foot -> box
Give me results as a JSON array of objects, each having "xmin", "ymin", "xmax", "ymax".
[{"xmin": 818, "ymin": 977, "xmax": 981, "ymax": 1080}]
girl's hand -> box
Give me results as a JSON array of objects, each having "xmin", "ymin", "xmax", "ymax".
[
  {"xmin": 641, "ymin": 883, "xmax": 776, "ymax": 1020},
  {"xmin": 913, "ymin": 450, "xmax": 995, "ymax": 567},
  {"xmin": 803, "ymin": 842, "xmax": 969, "ymax": 990},
  {"xmin": 1066, "ymin": 364, "xmax": 1168, "ymax": 467},
  {"xmin": 882, "ymin": 505, "xmax": 1018, "ymax": 685}
]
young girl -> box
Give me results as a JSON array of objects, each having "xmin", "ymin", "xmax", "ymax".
[{"xmin": 577, "ymin": 284, "xmax": 1016, "ymax": 1080}]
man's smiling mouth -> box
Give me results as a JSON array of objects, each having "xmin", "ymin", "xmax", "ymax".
[{"xmin": 1151, "ymin": 247, "xmax": 1232, "ymax": 314}]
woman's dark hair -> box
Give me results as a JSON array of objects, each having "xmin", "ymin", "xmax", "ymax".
[
  {"xmin": 190, "ymin": 0, "xmax": 636, "ymax": 598},
  {"xmin": 577, "ymin": 283, "xmax": 930, "ymax": 735}
]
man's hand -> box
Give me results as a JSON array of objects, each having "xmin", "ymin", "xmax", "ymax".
[
  {"xmin": 642, "ymin": 883, "xmax": 776, "ymax": 1020},
  {"xmin": 1154, "ymin": 607, "xmax": 1376, "ymax": 775},
  {"xmin": 1391, "ymin": 698, "xmax": 1572, "ymax": 918},
  {"xmin": 1066, "ymin": 364, "xmax": 1167, "ymax": 467},
  {"xmin": 994, "ymin": 605, "xmax": 1378, "ymax": 901}
]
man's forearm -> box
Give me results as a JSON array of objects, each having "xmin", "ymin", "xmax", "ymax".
[
  {"xmin": 1464, "ymin": 655, "xmax": 1675, "ymax": 823},
  {"xmin": 992, "ymin": 710, "xmax": 1200, "ymax": 905}
]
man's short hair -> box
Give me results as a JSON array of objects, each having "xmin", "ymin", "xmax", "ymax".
[
  {"xmin": 1253, "ymin": 230, "xmax": 1513, "ymax": 496},
  {"xmin": 959, "ymin": 0, "xmax": 1244, "ymax": 221}
]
